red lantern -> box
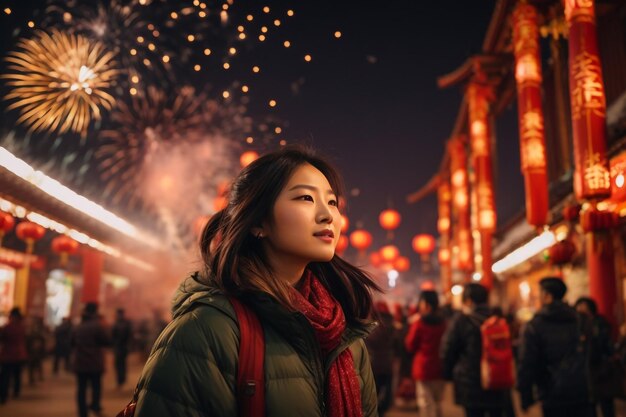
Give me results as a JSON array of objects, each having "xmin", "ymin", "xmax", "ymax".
[
  {"xmin": 335, "ymin": 235, "xmax": 348, "ymax": 255},
  {"xmin": 0, "ymin": 212, "xmax": 15, "ymax": 247},
  {"xmin": 349, "ymin": 230, "xmax": 373, "ymax": 252},
  {"xmin": 412, "ymin": 234, "xmax": 436, "ymax": 255},
  {"xmin": 380, "ymin": 245, "xmax": 399, "ymax": 263},
  {"xmin": 512, "ymin": 2, "xmax": 549, "ymax": 228},
  {"xmin": 438, "ymin": 248, "xmax": 451, "ymax": 264},
  {"xmin": 565, "ymin": 0, "xmax": 611, "ymax": 200},
  {"xmin": 16, "ymin": 221, "xmax": 45, "ymax": 254},
  {"xmin": 369, "ymin": 251, "xmax": 382, "ymax": 267},
  {"xmin": 548, "ymin": 240, "xmax": 576, "ymax": 266},
  {"xmin": 51, "ymin": 235, "xmax": 80, "ymax": 266},
  {"xmin": 394, "ymin": 256, "xmax": 410, "ymax": 272},
  {"xmin": 340, "ymin": 215, "xmax": 349, "ymax": 233},
  {"xmin": 240, "ymin": 151, "xmax": 259, "ymax": 168},
  {"xmin": 379, "ymin": 209, "xmax": 401, "ymax": 231}
]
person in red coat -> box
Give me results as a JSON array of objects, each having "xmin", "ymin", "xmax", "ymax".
[
  {"xmin": 0, "ymin": 307, "xmax": 28, "ymax": 404},
  {"xmin": 405, "ymin": 290, "xmax": 447, "ymax": 417}
]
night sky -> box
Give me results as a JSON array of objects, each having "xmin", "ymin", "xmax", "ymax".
[{"xmin": 0, "ymin": 0, "xmax": 525, "ymax": 274}]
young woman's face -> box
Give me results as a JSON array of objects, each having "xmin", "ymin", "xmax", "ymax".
[{"xmin": 262, "ymin": 163, "xmax": 341, "ymax": 265}]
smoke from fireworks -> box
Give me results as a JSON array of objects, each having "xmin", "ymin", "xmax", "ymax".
[{"xmin": 2, "ymin": 29, "xmax": 118, "ymax": 137}]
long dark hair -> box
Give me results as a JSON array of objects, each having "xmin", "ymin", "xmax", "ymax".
[{"xmin": 200, "ymin": 146, "xmax": 380, "ymax": 322}]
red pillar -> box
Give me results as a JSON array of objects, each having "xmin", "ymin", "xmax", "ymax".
[
  {"xmin": 81, "ymin": 247, "xmax": 103, "ymax": 304},
  {"xmin": 564, "ymin": 0, "xmax": 617, "ymax": 324}
]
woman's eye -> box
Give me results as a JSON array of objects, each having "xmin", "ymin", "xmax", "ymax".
[
  {"xmin": 328, "ymin": 199, "xmax": 338, "ymax": 206},
  {"xmin": 298, "ymin": 195, "xmax": 314, "ymax": 202}
]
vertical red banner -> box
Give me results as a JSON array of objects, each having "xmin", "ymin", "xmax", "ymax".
[
  {"xmin": 81, "ymin": 247, "xmax": 103, "ymax": 304},
  {"xmin": 437, "ymin": 182, "xmax": 452, "ymax": 293},
  {"xmin": 467, "ymin": 83, "xmax": 496, "ymax": 288},
  {"xmin": 512, "ymin": 3, "xmax": 549, "ymax": 228},
  {"xmin": 448, "ymin": 138, "xmax": 474, "ymax": 277},
  {"xmin": 564, "ymin": 0, "xmax": 611, "ymax": 200}
]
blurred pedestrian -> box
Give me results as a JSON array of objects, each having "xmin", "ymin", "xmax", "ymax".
[
  {"xmin": 441, "ymin": 283, "xmax": 510, "ymax": 417},
  {"xmin": 53, "ymin": 316, "xmax": 73, "ymax": 374},
  {"xmin": 0, "ymin": 307, "xmax": 28, "ymax": 404},
  {"xmin": 517, "ymin": 277, "xmax": 592, "ymax": 417},
  {"xmin": 575, "ymin": 297, "xmax": 616, "ymax": 417},
  {"xmin": 72, "ymin": 302, "xmax": 110, "ymax": 417},
  {"xmin": 111, "ymin": 308, "xmax": 132, "ymax": 388},
  {"xmin": 365, "ymin": 300, "xmax": 396, "ymax": 416},
  {"xmin": 26, "ymin": 315, "xmax": 46, "ymax": 385},
  {"xmin": 405, "ymin": 290, "xmax": 447, "ymax": 417}
]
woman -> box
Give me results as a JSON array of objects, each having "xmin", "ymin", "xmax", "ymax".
[
  {"xmin": 133, "ymin": 146, "xmax": 380, "ymax": 417},
  {"xmin": 404, "ymin": 290, "xmax": 446, "ymax": 417}
]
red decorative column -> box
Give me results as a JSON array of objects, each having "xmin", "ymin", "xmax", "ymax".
[
  {"xmin": 512, "ymin": 2, "xmax": 549, "ymax": 228},
  {"xmin": 467, "ymin": 83, "xmax": 496, "ymax": 289},
  {"xmin": 81, "ymin": 247, "xmax": 103, "ymax": 304},
  {"xmin": 437, "ymin": 182, "xmax": 452, "ymax": 293},
  {"xmin": 448, "ymin": 138, "xmax": 474, "ymax": 279},
  {"xmin": 564, "ymin": 0, "xmax": 616, "ymax": 324}
]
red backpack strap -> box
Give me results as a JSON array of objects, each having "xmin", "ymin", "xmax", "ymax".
[{"xmin": 229, "ymin": 297, "xmax": 265, "ymax": 417}]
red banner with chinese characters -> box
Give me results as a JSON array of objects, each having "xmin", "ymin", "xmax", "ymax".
[
  {"xmin": 437, "ymin": 182, "xmax": 452, "ymax": 292},
  {"xmin": 565, "ymin": 0, "xmax": 611, "ymax": 200},
  {"xmin": 448, "ymin": 138, "xmax": 473, "ymax": 274},
  {"xmin": 467, "ymin": 83, "xmax": 496, "ymax": 233},
  {"xmin": 467, "ymin": 82, "xmax": 495, "ymax": 288},
  {"xmin": 512, "ymin": 3, "xmax": 549, "ymax": 228}
]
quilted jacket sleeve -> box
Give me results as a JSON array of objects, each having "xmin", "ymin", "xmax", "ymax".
[
  {"xmin": 133, "ymin": 306, "xmax": 239, "ymax": 417},
  {"xmin": 353, "ymin": 338, "xmax": 379, "ymax": 417}
]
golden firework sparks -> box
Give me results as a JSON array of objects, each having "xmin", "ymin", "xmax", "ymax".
[{"xmin": 3, "ymin": 29, "xmax": 118, "ymax": 137}]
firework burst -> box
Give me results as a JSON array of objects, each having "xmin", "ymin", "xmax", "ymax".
[{"xmin": 2, "ymin": 29, "xmax": 118, "ymax": 137}]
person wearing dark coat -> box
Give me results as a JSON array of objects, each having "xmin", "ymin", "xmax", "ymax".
[
  {"xmin": 0, "ymin": 307, "xmax": 28, "ymax": 404},
  {"xmin": 517, "ymin": 277, "xmax": 592, "ymax": 417},
  {"xmin": 441, "ymin": 283, "xmax": 509, "ymax": 417},
  {"xmin": 111, "ymin": 308, "xmax": 132, "ymax": 387},
  {"xmin": 72, "ymin": 302, "xmax": 110, "ymax": 417},
  {"xmin": 575, "ymin": 297, "xmax": 615, "ymax": 417},
  {"xmin": 53, "ymin": 317, "xmax": 73, "ymax": 374},
  {"xmin": 26, "ymin": 316, "xmax": 46, "ymax": 385},
  {"xmin": 365, "ymin": 300, "xmax": 396, "ymax": 416},
  {"xmin": 405, "ymin": 290, "xmax": 447, "ymax": 417}
]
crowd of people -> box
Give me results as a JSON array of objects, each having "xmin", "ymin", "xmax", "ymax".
[
  {"xmin": 0, "ymin": 303, "xmax": 166, "ymax": 417},
  {"xmin": 366, "ymin": 278, "xmax": 626, "ymax": 417}
]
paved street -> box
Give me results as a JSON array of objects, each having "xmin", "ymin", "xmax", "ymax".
[{"xmin": 1, "ymin": 353, "xmax": 624, "ymax": 416}]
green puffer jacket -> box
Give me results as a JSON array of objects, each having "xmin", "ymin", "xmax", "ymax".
[{"xmin": 133, "ymin": 274, "xmax": 379, "ymax": 417}]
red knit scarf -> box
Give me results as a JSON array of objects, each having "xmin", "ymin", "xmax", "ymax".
[{"xmin": 290, "ymin": 270, "xmax": 363, "ymax": 417}]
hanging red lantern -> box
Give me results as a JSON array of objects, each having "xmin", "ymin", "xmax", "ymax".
[
  {"xmin": 51, "ymin": 235, "xmax": 80, "ymax": 266},
  {"xmin": 340, "ymin": 215, "xmax": 349, "ymax": 233},
  {"xmin": 16, "ymin": 221, "xmax": 45, "ymax": 254},
  {"xmin": 548, "ymin": 240, "xmax": 576, "ymax": 266},
  {"xmin": 349, "ymin": 230, "xmax": 373, "ymax": 253},
  {"xmin": 394, "ymin": 256, "xmax": 410, "ymax": 272},
  {"xmin": 380, "ymin": 245, "xmax": 399, "ymax": 263},
  {"xmin": 438, "ymin": 248, "xmax": 451, "ymax": 264},
  {"xmin": 412, "ymin": 234, "xmax": 436, "ymax": 255},
  {"xmin": 240, "ymin": 150, "xmax": 260, "ymax": 168},
  {"xmin": 0, "ymin": 212, "xmax": 15, "ymax": 247},
  {"xmin": 369, "ymin": 251, "xmax": 382, "ymax": 267},
  {"xmin": 335, "ymin": 235, "xmax": 348, "ymax": 255},
  {"xmin": 379, "ymin": 209, "xmax": 401, "ymax": 231}
]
